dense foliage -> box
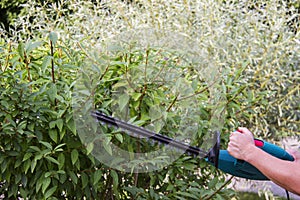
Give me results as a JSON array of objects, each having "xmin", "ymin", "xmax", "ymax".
[{"xmin": 0, "ymin": 0, "xmax": 299, "ymax": 199}]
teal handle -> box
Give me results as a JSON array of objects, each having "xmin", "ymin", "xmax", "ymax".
[
  {"xmin": 212, "ymin": 139, "xmax": 294, "ymax": 180},
  {"xmin": 255, "ymin": 139, "xmax": 294, "ymax": 161}
]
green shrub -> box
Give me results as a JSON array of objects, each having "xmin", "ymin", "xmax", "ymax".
[
  {"xmin": 0, "ymin": 35, "xmax": 94, "ymax": 199},
  {"xmin": 0, "ymin": 33, "xmax": 235, "ymax": 199}
]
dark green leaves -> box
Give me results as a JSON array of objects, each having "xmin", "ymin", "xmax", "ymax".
[{"xmin": 0, "ymin": 36, "xmax": 98, "ymax": 199}]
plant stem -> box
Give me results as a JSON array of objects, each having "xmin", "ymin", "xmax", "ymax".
[
  {"xmin": 24, "ymin": 51, "xmax": 31, "ymax": 83},
  {"xmin": 3, "ymin": 41, "xmax": 11, "ymax": 71},
  {"xmin": 50, "ymin": 40, "xmax": 55, "ymax": 83},
  {"xmin": 166, "ymin": 94, "xmax": 178, "ymax": 112},
  {"xmin": 203, "ymin": 176, "xmax": 234, "ymax": 200}
]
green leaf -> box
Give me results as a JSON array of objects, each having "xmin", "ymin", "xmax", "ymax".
[
  {"xmin": 31, "ymin": 159, "xmax": 37, "ymax": 173},
  {"xmin": 11, "ymin": 163, "xmax": 19, "ymax": 174},
  {"xmin": 36, "ymin": 177, "xmax": 43, "ymax": 192},
  {"xmin": 5, "ymin": 115, "xmax": 16, "ymax": 128},
  {"xmin": 115, "ymin": 133, "xmax": 123, "ymax": 143},
  {"xmin": 71, "ymin": 149, "xmax": 79, "ymax": 165},
  {"xmin": 40, "ymin": 141, "xmax": 53, "ymax": 150},
  {"xmin": 110, "ymin": 170, "xmax": 119, "ymax": 188},
  {"xmin": 9, "ymin": 184, "xmax": 18, "ymax": 198},
  {"xmin": 49, "ymin": 121, "xmax": 56, "ymax": 129},
  {"xmin": 30, "ymin": 146, "xmax": 41, "ymax": 152},
  {"xmin": 67, "ymin": 118, "xmax": 76, "ymax": 135},
  {"xmin": 86, "ymin": 143, "xmax": 94, "ymax": 155},
  {"xmin": 47, "ymin": 83, "xmax": 57, "ymax": 103},
  {"xmin": 45, "ymin": 172, "xmax": 52, "ymax": 178},
  {"xmin": 57, "ymin": 153, "xmax": 65, "ymax": 170},
  {"xmin": 103, "ymin": 142, "xmax": 112, "ymax": 156},
  {"xmin": 42, "ymin": 55, "xmax": 52, "ymax": 73},
  {"xmin": 81, "ymin": 172, "xmax": 89, "ymax": 189},
  {"xmin": 176, "ymin": 191, "xmax": 199, "ymax": 199},
  {"xmin": 132, "ymin": 92, "xmax": 142, "ymax": 101},
  {"xmin": 118, "ymin": 93, "xmax": 130, "ymax": 111},
  {"xmin": 103, "ymin": 140, "xmax": 112, "ymax": 156},
  {"xmin": 54, "ymin": 143, "xmax": 66, "ymax": 151},
  {"xmin": 166, "ymin": 184, "xmax": 174, "ymax": 191},
  {"xmin": 17, "ymin": 120, "xmax": 27, "ymax": 133},
  {"xmin": 124, "ymin": 186, "xmax": 144, "ymax": 196},
  {"xmin": 49, "ymin": 32, "xmax": 58, "ymax": 45},
  {"xmin": 68, "ymin": 171, "xmax": 78, "ymax": 184},
  {"xmin": 35, "ymin": 153, "xmax": 44, "ymax": 160},
  {"xmin": 22, "ymin": 152, "xmax": 32, "ymax": 162},
  {"xmin": 42, "ymin": 177, "xmax": 51, "ymax": 194},
  {"xmin": 18, "ymin": 42, "xmax": 25, "ymax": 60},
  {"xmin": 59, "ymin": 174, "xmax": 67, "ymax": 184},
  {"xmin": 44, "ymin": 186, "xmax": 57, "ymax": 199},
  {"xmin": 56, "ymin": 119, "xmax": 64, "ymax": 132},
  {"xmin": 23, "ymin": 159, "xmax": 31, "ymax": 174},
  {"xmin": 59, "ymin": 129, "xmax": 66, "ymax": 142},
  {"xmin": 153, "ymin": 120, "xmax": 163, "ymax": 133},
  {"xmin": 19, "ymin": 188, "xmax": 29, "ymax": 198},
  {"xmin": 45, "ymin": 156, "xmax": 60, "ymax": 165},
  {"xmin": 188, "ymin": 187, "xmax": 202, "ymax": 193},
  {"xmin": 49, "ymin": 129, "xmax": 58, "ymax": 143},
  {"xmin": 183, "ymin": 163, "xmax": 196, "ymax": 171},
  {"xmin": 26, "ymin": 41, "xmax": 43, "ymax": 53},
  {"xmin": 149, "ymin": 105, "xmax": 162, "ymax": 121},
  {"xmin": 0, "ymin": 100, "xmax": 9, "ymax": 108},
  {"xmin": 93, "ymin": 170, "xmax": 102, "ymax": 185}
]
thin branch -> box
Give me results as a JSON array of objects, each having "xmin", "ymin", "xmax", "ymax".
[
  {"xmin": 24, "ymin": 51, "xmax": 31, "ymax": 83},
  {"xmin": 50, "ymin": 40, "xmax": 55, "ymax": 83},
  {"xmin": 124, "ymin": 52, "xmax": 138, "ymax": 92},
  {"xmin": 166, "ymin": 94, "xmax": 178, "ymax": 112},
  {"xmin": 99, "ymin": 64, "xmax": 110, "ymax": 81},
  {"xmin": 272, "ymin": 84, "xmax": 300, "ymax": 106},
  {"xmin": 3, "ymin": 41, "xmax": 11, "ymax": 71},
  {"xmin": 203, "ymin": 176, "xmax": 234, "ymax": 200}
]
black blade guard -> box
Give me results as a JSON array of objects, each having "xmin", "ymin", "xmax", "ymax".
[{"xmin": 206, "ymin": 131, "xmax": 220, "ymax": 168}]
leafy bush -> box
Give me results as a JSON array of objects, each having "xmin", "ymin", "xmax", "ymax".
[
  {"xmin": 0, "ymin": 33, "xmax": 235, "ymax": 199},
  {"xmin": 0, "ymin": 34, "xmax": 91, "ymax": 198},
  {"xmin": 0, "ymin": 0, "xmax": 299, "ymax": 199}
]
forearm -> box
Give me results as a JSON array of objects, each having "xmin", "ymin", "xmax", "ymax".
[{"xmin": 245, "ymin": 146, "xmax": 300, "ymax": 195}]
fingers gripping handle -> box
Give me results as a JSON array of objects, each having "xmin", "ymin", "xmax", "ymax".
[
  {"xmin": 234, "ymin": 129, "xmax": 294, "ymax": 162},
  {"xmin": 215, "ymin": 138, "xmax": 294, "ymax": 180}
]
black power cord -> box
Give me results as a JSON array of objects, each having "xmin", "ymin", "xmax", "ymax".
[{"xmin": 285, "ymin": 189, "xmax": 290, "ymax": 200}]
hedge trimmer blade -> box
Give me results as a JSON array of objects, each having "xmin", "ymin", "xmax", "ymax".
[{"xmin": 91, "ymin": 110, "xmax": 220, "ymax": 167}]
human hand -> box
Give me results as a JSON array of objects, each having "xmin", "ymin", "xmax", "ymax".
[{"xmin": 227, "ymin": 127, "xmax": 255, "ymax": 161}]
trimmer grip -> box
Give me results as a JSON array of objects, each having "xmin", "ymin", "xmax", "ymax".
[
  {"xmin": 214, "ymin": 139, "xmax": 294, "ymax": 180},
  {"xmin": 217, "ymin": 150, "xmax": 268, "ymax": 180},
  {"xmin": 254, "ymin": 139, "xmax": 294, "ymax": 161}
]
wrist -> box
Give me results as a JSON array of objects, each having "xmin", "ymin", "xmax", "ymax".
[{"xmin": 243, "ymin": 145, "xmax": 259, "ymax": 162}]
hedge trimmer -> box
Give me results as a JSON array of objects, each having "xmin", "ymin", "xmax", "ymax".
[{"xmin": 91, "ymin": 111, "xmax": 294, "ymax": 180}]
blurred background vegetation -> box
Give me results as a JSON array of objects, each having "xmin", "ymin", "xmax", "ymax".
[{"xmin": 0, "ymin": 0, "xmax": 299, "ymax": 199}]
